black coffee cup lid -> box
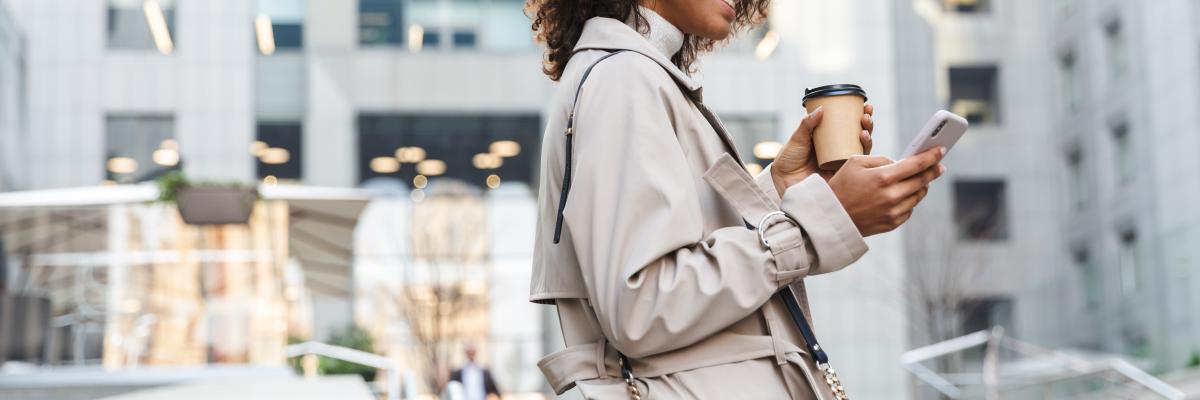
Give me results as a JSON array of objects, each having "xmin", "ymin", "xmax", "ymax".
[{"xmin": 803, "ymin": 84, "xmax": 868, "ymax": 105}]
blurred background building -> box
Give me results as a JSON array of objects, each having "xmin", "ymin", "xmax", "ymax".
[{"xmin": 0, "ymin": 0, "xmax": 1197, "ymax": 399}]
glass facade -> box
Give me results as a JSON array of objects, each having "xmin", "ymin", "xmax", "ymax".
[
  {"xmin": 259, "ymin": 0, "xmax": 306, "ymax": 50},
  {"xmin": 256, "ymin": 123, "xmax": 303, "ymax": 181},
  {"xmin": 357, "ymin": 114, "xmax": 541, "ymax": 189},
  {"xmin": 105, "ymin": 114, "xmax": 177, "ymax": 183},
  {"xmin": 359, "ymin": 0, "xmax": 405, "ymax": 46},
  {"xmin": 949, "ymin": 66, "xmax": 1001, "ymax": 125},
  {"xmin": 953, "ymin": 179, "xmax": 1009, "ymax": 241},
  {"xmin": 395, "ymin": 0, "xmax": 534, "ymax": 51}
]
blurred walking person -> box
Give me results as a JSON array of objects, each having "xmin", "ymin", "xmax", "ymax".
[{"xmin": 448, "ymin": 344, "xmax": 501, "ymax": 400}]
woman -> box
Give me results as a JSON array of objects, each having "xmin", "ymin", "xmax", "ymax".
[{"xmin": 526, "ymin": 0, "xmax": 946, "ymax": 398}]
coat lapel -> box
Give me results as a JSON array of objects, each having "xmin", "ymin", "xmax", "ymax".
[{"xmin": 572, "ymin": 18, "xmax": 744, "ymax": 165}]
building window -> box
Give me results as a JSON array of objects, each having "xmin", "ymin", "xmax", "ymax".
[
  {"xmin": 405, "ymin": 0, "xmax": 534, "ymax": 52},
  {"xmin": 359, "ymin": 0, "xmax": 404, "ymax": 46},
  {"xmin": 1104, "ymin": 20, "xmax": 1128, "ymax": 81},
  {"xmin": 1118, "ymin": 230, "xmax": 1138, "ymax": 296},
  {"xmin": 953, "ymin": 180, "xmax": 1008, "ymax": 241},
  {"xmin": 1074, "ymin": 250, "xmax": 1101, "ymax": 311},
  {"xmin": 257, "ymin": 0, "xmax": 306, "ymax": 51},
  {"xmin": 105, "ymin": 115, "xmax": 177, "ymax": 183},
  {"xmin": 422, "ymin": 29, "xmax": 441, "ymax": 48},
  {"xmin": 107, "ymin": 0, "xmax": 176, "ymax": 53},
  {"xmin": 452, "ymin": 29, "xmax": 477, "ymax": 49},
  {"xmin": 944, "ymin": 0, "xmax": 989, "ymax": 13},
  {"xmin": 256, "ymin": 123, "xmax": 303, "ymax": 181},
  {"xmin": 357, "ymin": 114, "xmax": 541, "ymax": 190},
  {"xmin": 1067, "ymin": 148, "xmax": 1087, "ymax": 211},
  {"xmin": 1060, "ymin": 51, "xmax": 1082, "ymax": 112},
  {"xmin": 960, "ymin": 296, "xmax": 1012, "ymax": 361},
  {"xmin": 949, "ymin": 66, "xmax": 1000, "ymax": 125},
  {"xmin": 1112, "ymin": 123, "xmax": 1132, "ymax": 184}
]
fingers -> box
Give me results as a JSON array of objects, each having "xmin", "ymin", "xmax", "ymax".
[
  {"xmin": 791, "ymin": 106, "xmax": 824, "ymax": 142},
  {"xmin": 880, "ymin": 146, "xmax": 945, "ymax": 183},
  {"xmin": 890, "ymin": 188, "xmax": 926, "ymax": 226},
  {"xmin": 892, "ymin": 163, "xmax": 943, "ymax": 198},
  {"xmin": 860, "ymin": 130, "xmax": 873, "ymax": 154},
  {"xmin": 864, "ymin": 104, "xmax": 874, "ymax": 116},
  {"xmin": 861, "ymin": 113, "xmax": 874, "ymax": 134},
  {"xmin": 846, "ymin": 154, "xmax": 893, "ymax": 169}
]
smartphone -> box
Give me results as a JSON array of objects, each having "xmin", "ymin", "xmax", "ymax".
[{"xmin": 900, "ymin": 110, "xmax": 969, "ymax": 159}]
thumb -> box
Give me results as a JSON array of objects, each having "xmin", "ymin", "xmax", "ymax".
[
  {"xmin": 847, "ymin": 155, "xmax": 894, "ymax": 169},
  {"xmin": 789, "ymin": 106, "xmax": 824, "ymax": 144}
]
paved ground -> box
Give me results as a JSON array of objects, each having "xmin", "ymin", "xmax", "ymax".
[{"xmin": 99, "ymin": 375, "xmax": 374, "ymax": 400}]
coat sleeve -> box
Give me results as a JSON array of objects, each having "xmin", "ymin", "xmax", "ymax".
[{"xmin": 561, "ymin": 56, "xmax": 868, "ymax": 358}]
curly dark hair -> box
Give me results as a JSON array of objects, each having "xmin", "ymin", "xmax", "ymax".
[{"xmin": 526, "ymin": 0, "xmax": 771, "ymax": 81}]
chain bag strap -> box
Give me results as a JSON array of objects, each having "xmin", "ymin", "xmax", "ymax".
[
  {"xmin": 780, "ymin": 287, "xmax": 849, "ymax": 399},
  {"xmin": 620, "ymin": 355, "xmax": 643, "ymax": 400}
]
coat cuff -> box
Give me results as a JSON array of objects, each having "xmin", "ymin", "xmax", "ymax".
[{"xmin": 780, "ymin": 174, "xmax": 868, "ymax": 274}]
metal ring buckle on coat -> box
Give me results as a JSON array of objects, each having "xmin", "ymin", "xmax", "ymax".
[{"xmin": 758, "ymin": 211, "xmax": 799, "ymax": 248}]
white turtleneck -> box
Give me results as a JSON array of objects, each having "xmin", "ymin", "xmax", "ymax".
[{"xmin": 626, "ymin": 6, "xmax": 685, "ymax": 59}]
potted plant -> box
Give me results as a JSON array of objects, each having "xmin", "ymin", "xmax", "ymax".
[{"xmin": 157, "ymin": 171, "xmax": 259, "ymax": 225}]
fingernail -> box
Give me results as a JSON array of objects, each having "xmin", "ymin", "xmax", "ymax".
[
  {"xmin": 938, "ymin": 164, "xmax": 947, "ymax": 174},
  {"xmin": 939, "ymin": 147, "xmax": 947, "ymax": 156},
  {"xmin": 814, "ymin": 106, "xmax": 823, "ymax": 115}
]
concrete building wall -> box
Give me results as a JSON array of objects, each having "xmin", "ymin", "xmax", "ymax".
[
  {"xmin": 1054, "ymin": 0, "xmax": 1200, "ymax": 370},
  {"xmin": 901, "ymin": 0, "xmax": 1072, "ymax": 352},
  {"xmin": 3, "ymin": 0, "xmax": 256, "ymax": 187},
  {"xmin": 0, "ymin": 1, "xmax": 25, "ymax": 191}
]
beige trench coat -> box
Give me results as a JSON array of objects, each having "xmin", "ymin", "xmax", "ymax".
[{"xmin": 530, "ymin": 17, "xmax": 869, "ymax": 399}]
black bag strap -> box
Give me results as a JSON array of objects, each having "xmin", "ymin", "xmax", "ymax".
[
  {"xmin": 549, "ymin": 49, "xmax": 837, "ymax": 390},
  {"xmin": 553, "ymin": 49, "xmax": 629, "ymax": 244}
]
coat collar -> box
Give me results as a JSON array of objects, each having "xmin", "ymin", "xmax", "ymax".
[{"xmin": 573, "ymin": 17, "xmax": 703, "ymax": 98}]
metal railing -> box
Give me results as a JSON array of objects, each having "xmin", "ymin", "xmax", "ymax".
[
  {"xmin": 285, "ymin": 341, "xmax": 416, "ymax": 400},
  {"xmin": 900, "ymin": 327, "xmax": 1186, "ymax": 400}
]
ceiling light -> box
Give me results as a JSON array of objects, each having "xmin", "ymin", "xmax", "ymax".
[
  {"xmin": 472, "ymin": 153, "xmax": 503, "ymax": 169},
  {"xmin": 486, "ymin": 174, "xmax": 501, "ymax": 189},
  {"xmin": 370, "ymin": 156, "xmax": 400, "ymax": 174},
  {"xmin": 395, "ymin": 147, "xmax": 426, "ymax": 163},
  {"xmin": 152, "ymin": 148, "xmax": 179, "ymax": 166},
  {"xmin": 261, "ymin": 147, "xmax": 290, "ymax": 164},
  {"xmin": 744, "ymin": 163, "xmax": 764, "ymax": 176},
  {"xmin": 256, "ymin": 14, "xmax": 276, "ymax": 56},
  {"xmin": 489, "ymin": 140, "xmax": 521, "ymax": 157},
  {"xmin": 413, "ymin": 175, "xmax": 428, "ymax": 189},
  {"xmin": 263, "ymin": 175, "xmax": 278, "ymax": 186},
  {"xmin": 753, "ymin": 141, "xmax": 782, "ymax": 159},
  {"xmin": 107, "ymin": 157, "xmax": 139, "ymax": 174},
  {"xmin": 416, "ymin": 159, "xmax": 446, "ymax": 176},
  {"xmin": 250, "ymin": 140, "xmax": 268, "ymax": 156},
  {"xmin": 407, "ymin": 24, "xmax": 424, "ymax": 53},
  {"xmin": 160, "ymin": 138, "xmax": 178, "ymax": 150},
  {"xmin": 143, "ymin": 0, "xmax": 174, "ymax": 55}
]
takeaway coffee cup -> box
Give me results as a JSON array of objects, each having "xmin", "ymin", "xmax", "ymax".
[{"xmin": 803, "ymin": 84, "xmax": 868, "ymax": 170}]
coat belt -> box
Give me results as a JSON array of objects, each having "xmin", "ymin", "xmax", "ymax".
[{"xmin": 537, "ymin": 330, "xmax": 811, "ymax": 395}]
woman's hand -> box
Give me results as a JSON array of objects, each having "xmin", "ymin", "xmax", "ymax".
[
  {"xmin": 827, "ymin": 147, "xmax": 946, "ymax": 237},
  {"xmin": 771, "ymin": 104, "xmax": 875, "ymax": 196}
]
